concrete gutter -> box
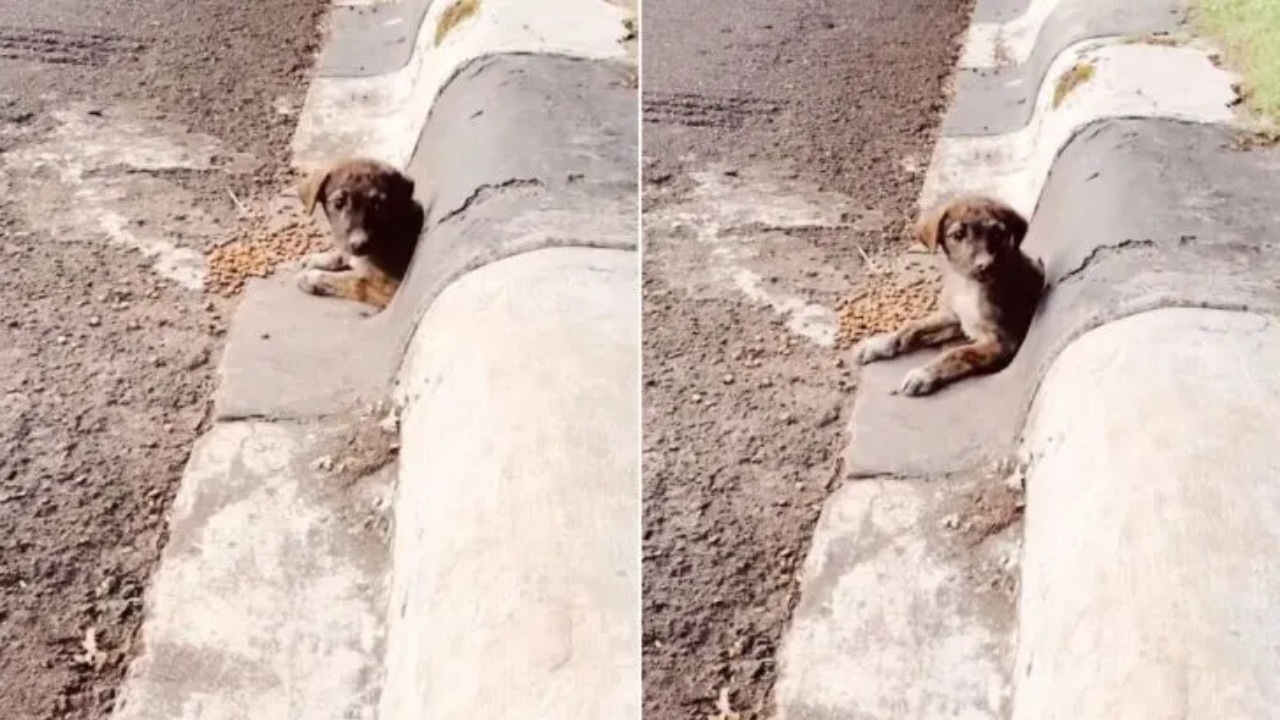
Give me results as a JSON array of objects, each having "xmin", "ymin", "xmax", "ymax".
[
  {"xmin": 777, "ymin": 0, "xmax": 1280, "ymax": 717},
  {"xmin": 111, "ymin": 1, "xmax": 638, "ymax": 718}
]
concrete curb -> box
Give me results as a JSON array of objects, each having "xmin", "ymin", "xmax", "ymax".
[
  {"xmin": 777, "ymin": 0, "xmax": 1276, "ymax": 717},
  {"xmin": 291, "ymin": 0, "xmax": 631, "ymax": 169},
  {"xmin": 112, "ymin": 1, "xmax": 638, "ymax": 717},
  {"xmin": 948, "ymin": 0, "xmax": 1185, "ymax": 135},
  {"xmin": 1014, "ymin": 307, "xmax": 1280, "ymax": 718},
  {"xmin": 382, "ymin": 246, "xmax": 638, "ymax": 720}
]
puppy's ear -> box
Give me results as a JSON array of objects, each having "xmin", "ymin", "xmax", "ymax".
[
  {"xmin": 992, "ymin": 202, "xmax": 1029, "ymax": 250},
  {"xmin": 913, "ymin": 200, "xmax": 952, "ymax": 252},
  {"xmin": 298, "ymin": 167, "xmax": 333, "ymax": 216}
]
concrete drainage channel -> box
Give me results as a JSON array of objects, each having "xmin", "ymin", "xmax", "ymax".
[
  {"xmin": 778, "ymin": 0, "xmax": 1280, "ymax": 718},
  {"xmin": 111, "ymin": 1, "xmax": 638, "ymax": 719}
]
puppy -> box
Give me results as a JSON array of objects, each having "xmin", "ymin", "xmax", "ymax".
[
  {"xmin": 852, "ymin": 194, "xmax": 1045, "ymax": 397},
  {"xmin": 297, "ymin": 157, "xmax": 425, "ymax": 310}
]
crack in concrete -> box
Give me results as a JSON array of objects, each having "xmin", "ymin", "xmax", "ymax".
[
  {"xmin": 1055, "ymin": 237, "xmax": 1156, "ymax": 284},
  {"xmin": 434, "ymin": 177, "xmax": 544, "ymax": 227}
]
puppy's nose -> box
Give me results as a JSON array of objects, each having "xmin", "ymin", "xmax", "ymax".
[
  {"xmin": 348, "ymin": 230, "xmax": 370, "ymax": 253},
  {"xmin": 973, "ymin": 257, "xmax": 994, "ymax": 276}
]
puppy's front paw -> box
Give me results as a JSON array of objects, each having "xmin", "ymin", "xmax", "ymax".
[
  {"xmin": 304, "ymin": 250, "xmax": 349, "ymax": 271},
  {"xmin": 897, "ymin": 366, "xmax": 940, "ymax": 397},
  {"xmin": 296, "ymin": 269, "xmax": 333, "ymax": 297},
  {"xmin": 852, "ymin": 333, "xmax": 898, "ymax": 365}
]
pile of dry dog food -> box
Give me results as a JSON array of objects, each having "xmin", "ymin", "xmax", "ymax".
[
  {"xmin": 835, "ymin": 274, "xmax": 939, "ymax": 348},
  {"xmin": 204, "ymin": 208, "xmax": 330, "ymax": 298}
]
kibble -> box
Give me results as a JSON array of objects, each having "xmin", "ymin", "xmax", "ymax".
[
  {"xmin": 204, "ymin": 217, "xmax": 330, "ymax": 298},
  {"xmin": 835, "ymin": 276, "xmax": 940, "ymax": 348}
]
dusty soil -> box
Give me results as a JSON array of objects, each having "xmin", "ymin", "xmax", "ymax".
[
  {"xmin": 0, "ymin": 0, "xmax": 329, "ymax": 717},
  {"xmin": 641, "ymin": 0, "xmax": 973, "ymax": 718}
]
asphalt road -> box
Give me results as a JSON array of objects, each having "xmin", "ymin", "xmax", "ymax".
[
  {"xmin": 641, "ymin": 0, "xmax": 973, "ymax": 718},
  {"xmin": 0, "ymin": 1, "xmax": 326, "ymax": 717}
]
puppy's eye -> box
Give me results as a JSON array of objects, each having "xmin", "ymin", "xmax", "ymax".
[{"xmin": 331, "ymin": 193, "xmax": 348, "ymax": 210}]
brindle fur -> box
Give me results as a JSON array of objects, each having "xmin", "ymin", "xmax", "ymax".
[
  {"xmin": 852, "ymin": 194, "xmax": 1045, "ymax": 396},
  {"xmin": 296, "ymin": 157, "xmax": 424, "ymax": 311}
]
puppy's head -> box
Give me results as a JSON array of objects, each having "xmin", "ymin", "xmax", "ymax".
[
  {"xmin": 914, "ymin": 195, "xmax": 1028, "ymax": 281},
  {"xmin": 299, "ymin": 158, "xmax": 419, "ymax": 256}
]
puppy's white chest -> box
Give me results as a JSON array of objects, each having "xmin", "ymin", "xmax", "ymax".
[{"xmin": 944, "ymin": 274, "xmax": 987, "ymax": 340}]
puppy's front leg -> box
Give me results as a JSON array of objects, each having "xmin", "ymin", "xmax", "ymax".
[
  {"xmin": 852, "ymin": 310, "xmax": 963, "ymax": 365},
  {"xmin": 303, "ymin": 249, "xmax": 350, "ymax": 271},
  {"xmin": 296, "ymin": 268, "xmax": 398, "ymax": 310},
  {"xmin": 897, "ymin": 338, "xmax": 1012, "ymax": 396}
]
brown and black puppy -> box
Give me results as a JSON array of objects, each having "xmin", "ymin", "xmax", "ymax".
[
  {"xmin": 852, "ymin": 194, "xmax": 1046, "ymax": 397},
  {"xmin": 297, "ymin": 157, "xmax": 425, "ymax": 310}
]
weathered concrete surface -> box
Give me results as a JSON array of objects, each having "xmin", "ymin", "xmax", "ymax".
[
  {"xmin": 847, "ymin": 118, "xmax": 1280, "ymax": 478},
  {"xmin": 924, "ymin": 39, "xmax": 1237, "ymax": 216},
  {"xmin": 775, "ymin": 476, "xmax": 1018, "ymax": 720},
  {"xmin": 949, "ymin": 0, "xmax": 1185, "ymax": 135},
  {"xmin": 383, "ymin": 53, "xmax": 638, "ymax": 354},
  {"xmin": 213, "ymin": 276, "xmax": 391, "ymax": 421},
  {"xmin": 113, "ymin": 421, "xmax": 391, "ymax": 720},
  {"xmin": 291, "ymin": 0, "xmax": 631, "ymax": 169},
  {"xmin": 317, "ymin": 0, "xmax": 432, "ymax": 77},
  {"xmin": 1013, "ymin": 308, "xmax": 1280, "ymax": 719},
  {"xmin": 381, "ymin": 246, "xmax": 639, "ymax": 720},
  {"xmin": 971, "ymin": 0, "xmax": 1032, "ymax": 25},
  {"xmin": 405, "ymin": 54, "xmax": 636, "ymax": 235}
]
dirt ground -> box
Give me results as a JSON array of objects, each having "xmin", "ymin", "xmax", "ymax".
[
  {"xmin": 640, "ymin": 0, "xmax": 973, "ymax": 718},
  {"xmin": 0, "ymin": 0, "xmax": 328, "ymax": 717}
]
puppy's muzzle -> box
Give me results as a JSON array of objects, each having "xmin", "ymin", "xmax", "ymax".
[
  {"xmin": 346, "ymin": 229, "xmax": 371, "ymax": 255},
  {"xmin": 971, "ymin": 256, "xmax": 995, "ymax": 280}
]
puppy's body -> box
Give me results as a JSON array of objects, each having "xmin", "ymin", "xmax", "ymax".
[
  {"xmin": 853, "ymin": 194, "xmax": 1044, "ymax": 397},
  {"xmin": 297, "ymin": 157, "xmax": 424, "ymax": 310}
]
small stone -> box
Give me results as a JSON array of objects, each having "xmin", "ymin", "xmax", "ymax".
[{"xmin": 88, "ymin": 316, "xmax": 100, "ymax": 327}]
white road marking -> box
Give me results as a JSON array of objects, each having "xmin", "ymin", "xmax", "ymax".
[
  {"xmin": 650, "ymin": 171, "xmax": 850, "ymax": 347},
  {"xmin": 2, "ymin": 107, "xmax": 249, "ymax": 291}
]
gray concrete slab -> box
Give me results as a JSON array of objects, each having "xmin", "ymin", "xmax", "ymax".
[
  {"xmin": 944, "ymin": 0, "xmax": 1187, "ymax": 137},
  {"xmin": 316, "ymin": 0, "xmax": 434, "ymax": 78},
  {"xmin": 113, "ymin": 419, "xmax": 392, "ymax": 720},
  {"xmin": 776, "ymin": 473, "xmax": 1019, "ymax": 720},
  {"xmin": 972, "ymin": 0, "xmax": 1033, "ymax": 25},
  {"xmin": 213, "ymin": 272, "xmax": 393, "ymax": 421},
  {"xmin": 847, "ymin": 118, "xmax": 1280, "ymax": 478}
]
